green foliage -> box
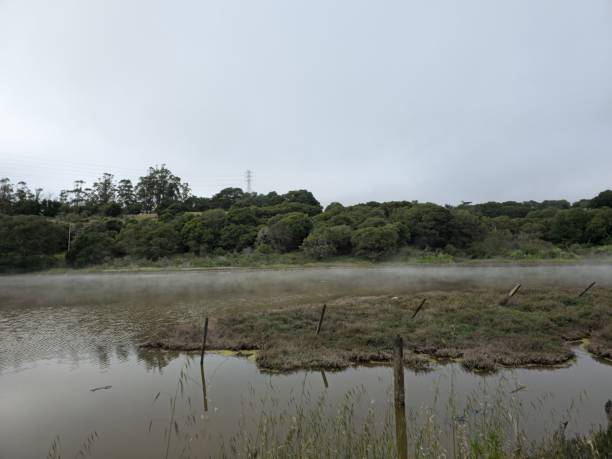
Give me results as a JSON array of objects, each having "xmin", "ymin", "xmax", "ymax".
[
  {"xmin": 589, "ymin": 189, "xmax": 612, "ymax": 209},
  {"xmin": 351, "ymin": 224, "xmax": 399, "ymax": 260},
  {"xmin": 180, "ymin": 209, "xmax": 227, "ymax": 255},
  {"xmin": 262, "ymin": 212, "xmax": 313, "ymax": 252},
  {"xmin": 135, "ymin": 165, "xmax": 190, "ymax": 212},
  {"xmin": 0, "ymin": 215, "xmax": 67, "ymax": 271},
  {"xmin": 301, "ymin": 225, "xmax": 353, "ymax": 259},
  {"xmin": 2, "ymin": 165, "xmax": 612, "ymax": 270},
  {"xmin": 117, "ymin": 219, "xmax": 182, "ymax": 261},
  {"xmin": 394, "ymin": 204, "xmax": 454, "ymax": 249},
  {"xmin": 548, "ymin": 208, "xmax": 592, "ymax": 244},
  {"xmin": 66, "ymin": 220, "xmax": 122, "ymax": 267}
]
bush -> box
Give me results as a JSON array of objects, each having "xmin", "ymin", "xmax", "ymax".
[
  {"xmin": 394, "ymin": 204, "xmax": 454, "ymax": 249},
  {"xmin": 263, "ymin": 212, "xmax": 313, "ymax": 252},
  {"xmin": 118, "ymin": 219, "xmax": 182, "ymax": 261},
  {"xmin": 301, "ymin": 225, "xmax": 352, "ymax": 259},
  {"xmin": 180, "ymin": 209, "xmax": 227, "ymax": 254},
  {"xmin": 0, "ymin": 215, "xmax": 67, "ymax": 271},
  {"xmin": 548, "ymin": 208, "xmax": 592, "ymax": 244},
  {"xmin": 66, "ymin": 221, "xmax": 121, "ymax": 267},
  {"xmin": 351, "ymin": 224, "xmax": 399, "ymax": 260}
]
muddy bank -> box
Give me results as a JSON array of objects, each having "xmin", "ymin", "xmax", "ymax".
[{"xmin": 142, "ymin": 287, "xmax": 612, "ymax": 372}]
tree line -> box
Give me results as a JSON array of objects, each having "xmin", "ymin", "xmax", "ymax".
[{"xmin": 1, "ymin": 165, "xmax": 612, "ymax": 271}]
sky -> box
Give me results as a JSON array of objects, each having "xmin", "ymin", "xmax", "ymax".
[{"xmin": 1, "ymin": 0, "xmax": 611, "ymax": 206}]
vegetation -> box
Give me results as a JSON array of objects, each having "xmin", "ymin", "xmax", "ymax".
[
  {"xmin": 1, "ymin": 166, "xmax": 612, "ymax": 272},
  {"xmin": 143, "ymin": 287, "xmax": 612, "ymax": 372}
]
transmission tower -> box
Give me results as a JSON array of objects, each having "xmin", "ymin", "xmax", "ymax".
[{"xmin": 245, "ymin": 170, "xmax": 253, "ymax": 193}]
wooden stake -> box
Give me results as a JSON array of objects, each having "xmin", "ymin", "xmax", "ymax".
[
  {"xmin": 320, "ymin": 370, "xmax": 329, "ymax": 388},
  {"xmin": 200, "ymin": 362, "xmax": 208, "ymax": 412},
  {"xmin": 578, "ymin": 282, "xmax": 596, "ymax": 298},
  {"xmin": 200, "ymin": 317, "xmax": 209, "ymax": 365},
  {"xmin": 393, "ymin": 335, "xmax": 408, "ymax": 459},
  {"xmin": 316, "ymin": 304, "xmax": 327, "ymax": 336},
  {"xmin": 499, "ymin": 283, "xmax": 521, "ymax": 306},
  {"xmin": 411, "ymin": 298, "xmax": 427, "ymax": 319}
]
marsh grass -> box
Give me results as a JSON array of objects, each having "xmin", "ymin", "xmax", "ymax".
[
  {"xmin": 146, "ymin": 288, "xmax": 612, "ymax": 372},
  {"xmin": 139, "ymin": 359, "xmax": 612, "ymax": 459}
]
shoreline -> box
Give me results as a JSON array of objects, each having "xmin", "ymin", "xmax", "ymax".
[
  {"xmin": 140, "ymin": 288, "xmax": 612, "ymax": 373},
  {"xmin": 3, "ymin": 255, "xmax": 612, "ymax": 277}
]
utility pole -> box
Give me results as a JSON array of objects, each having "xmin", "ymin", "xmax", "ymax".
[
  {"xmin": 245, "ymin": 170, "xmax": 253, "ymax": 193},
  {"xmin": 67, "ymin": 223, "xmax": 72, "ymax": 252}
]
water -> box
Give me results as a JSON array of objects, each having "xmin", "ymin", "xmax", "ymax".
[{"xmin": 1, "ymin": 265, "xmax": 612, "ymax": 458}]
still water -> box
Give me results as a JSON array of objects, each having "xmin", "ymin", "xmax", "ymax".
[{"xmin": 1, "ymin": 265, "xmax": 612, "ymax": 458}]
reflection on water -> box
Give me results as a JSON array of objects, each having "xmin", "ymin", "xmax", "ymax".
[
  {"xmin": 1, "ymin": 266, "xmax": 612, "ymax": 457},
  {"xmin": 2, "ymin": 265, "xmax": 612, "ymax": 371},
  {"xmin": 0, "ymin": 347, "xmax": 611, "ymax": 459}
]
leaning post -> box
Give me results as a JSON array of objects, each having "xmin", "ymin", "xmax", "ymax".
[
  {"xmin": 499, "ymin": 283, "xmax": 521, "ymax": 306},
  {"xmin": 578, "ymin": 282, "xmax": 596, "ymax": 298},
  {"xmin": 316, "ymin": 304, "xmax": 327, "ymax": 336}
]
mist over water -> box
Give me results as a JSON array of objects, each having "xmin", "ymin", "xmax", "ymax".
[
  {"xmin": 2, "ymin": 264, "xmax": 612, "ymax": 308},
  {"xmin": 1, "ymin": 265, "xmax": 612, "ymax": 458}
]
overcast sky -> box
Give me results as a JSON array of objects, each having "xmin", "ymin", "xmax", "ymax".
[{"xmin": 1, "ymin": 0, "xmax": 611, "ymax": 205}]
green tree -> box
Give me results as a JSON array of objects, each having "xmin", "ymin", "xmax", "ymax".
[
  {"xmin": 301, "ymin": 225, "xmax": 352, "ymax": 259},
  {"xmin": 91, "ymin": 173, "xmax": 116, "ymax": 205},
  {"xmin": 66, "ymin": 220, "xmax": 122, "ymax": 267},
  {"xmin": 351, "ymin": 224, "xmax": 399, "ymax": 260},
  {"xmin": 395, "ymin": 204, "xmax": 454, "ymax": 249},
  {"xmin": 135, "ymin": 165, "xmax": 190, "ymax": 212},
  {"xmin": 211, "ymin": 188, "xmax": 245, "ymax": 209},
  {"xmin": 117, "ymin": 219, "xmax": 182, "ymax": 260},
  {"xmin": 548, "ymin": 208, "xmax": 592, "ymax": 244},
  {"xmin": 261, "ymin": 212, "xmax": 313, "ymax": 252},
  {"xmin": 283, "ymin": 190, "xmax": 322, "ymax": 209},
  {"xmin": 585, "ymin": 208, "xmax": 612, "ymax": 244},
  {"xmin": 590, "ymin": 190, "xmax": 612, "ymax": 209},
  {"xmin": 180, "ymin": 209, "xmax": 227, "ymax": 254},
  {"xmin": 0, "ymin": 215, "xmax": 67, "ymax": 271}
]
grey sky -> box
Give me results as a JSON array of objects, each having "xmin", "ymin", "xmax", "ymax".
[{"xmin": 1, "ymin": 0, "xmax": 611, "ymax": 206}]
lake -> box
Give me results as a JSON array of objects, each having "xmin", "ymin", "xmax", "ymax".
[{"xmin": 1, "ymin": 265, "xmax": 611, "ymax": 458}]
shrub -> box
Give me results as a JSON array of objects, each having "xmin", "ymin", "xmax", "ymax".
[
  {"xmin": 351, "ymin": 224, "xmax": 399, "ymax": 260},
  {"xmin": 0, "ymin": 215, "xmax": 67, "ymax": 271},
  {"xmin": 301, "ymin": 225, "xmax": 352, "ymax": 259},
  {"xmin": 118, "ymin": 219, "xmax": 182, "ymax": 260},
  {"xmin": 264, "ymin": 212, "xmax": 313, "ymax": 252}
]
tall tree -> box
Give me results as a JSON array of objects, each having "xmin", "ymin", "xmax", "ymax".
[
  {"xmin": 135, "ymin": 165, "xmax": 190, "ymax": 212},
  {"xmin": 0, "ymin": 178, "xmax": 14, "ymax": 202},
  {"xmin": 116, "ymin": 179, "xmax": 136, "ymax": 209},
  {"xmin": 91, "ymin": 173, "xmax": 116, "ymax": 205}
]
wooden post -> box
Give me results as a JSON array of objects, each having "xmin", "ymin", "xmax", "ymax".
[
  {"xmin": 499, "ymin": 283, "xmax": 521, "ymax": 306},
  {"xmin": 393, "ymin": 335, "xmax": 408, "ymax": 459},
  {"xmin": 200, "ymin": 317, "xmax": 209, "ymax": 365},
  {"xmin": 411, "ymin": 298, "xmax": 427, "ymax": 319},
  {"xmin": 200, "ymin": 362, "xmax": 208, "ymax": 412},
  {"xmin": 578, "ymin": 282, "xmax": 596, "ymax": 298},
  {"xmin": 320, "ymin": 370, "xmax": 329, "ymax": 388},
  {"xmin": 316, "ymin": 304, "xmax": 327, "ymax": 336},
  {"xmin": 605, "ymin": 400, "xmax": 612, "ymax": 428}
]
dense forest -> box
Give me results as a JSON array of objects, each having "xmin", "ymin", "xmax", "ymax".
[{"xmin": 1, "ymin": 165, "xmax": 612, "ymax": 271}]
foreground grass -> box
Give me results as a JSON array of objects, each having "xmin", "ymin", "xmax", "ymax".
[{"xmin": 145, "ymin": 287, "xmax": 612, "ymax": 372}]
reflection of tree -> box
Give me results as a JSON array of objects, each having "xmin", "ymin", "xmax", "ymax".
[
  {"xmin": 135, "ymin": 347, "xmax": 181, "ymax": 371},
  {"xmin": 94, "ymin": 345, "xmax": 110, "ymax": 369},
  {"xmin": 115, "ymin": 344, "xmax": 130, "ymax": 362}
]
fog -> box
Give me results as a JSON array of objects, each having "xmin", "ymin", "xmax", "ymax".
[{"xmin": 2, "ymin": 264, "xmax": 611, "ymax": 308}]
